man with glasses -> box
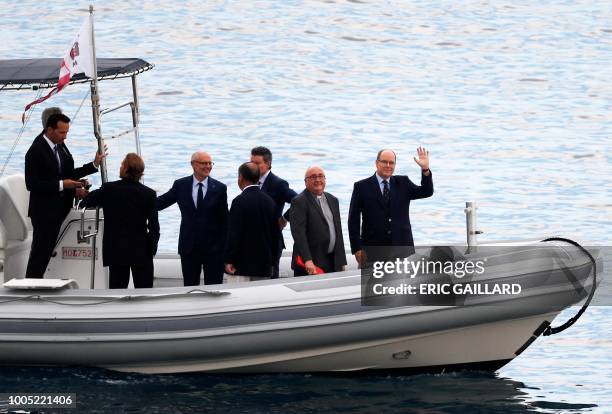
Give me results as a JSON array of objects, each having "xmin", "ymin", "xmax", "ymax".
[
  {"xmin": 290, "ymin": 166, "xmax": 347, "ymax": 276},
  {"xmin": 348, "ymin": 148, "xmax": 433, "ymax": 267},
  {"xmin": 157, "ymin": 151, "xmax": 228, "ymax": 285}
]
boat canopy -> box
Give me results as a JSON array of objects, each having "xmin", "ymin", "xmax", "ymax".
[{"xmin": 0, "ymin": 58, "xmax": 153, "ymax": 91}]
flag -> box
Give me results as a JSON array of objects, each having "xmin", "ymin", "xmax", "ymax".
[{"xmin": 23, "ymin": 15, "xmax": 95, "ymax": 123}]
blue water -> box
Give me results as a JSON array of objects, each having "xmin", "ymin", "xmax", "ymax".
[{"xmin": 0, "ymin": 1, "xmax": 610, "ymax": 412}]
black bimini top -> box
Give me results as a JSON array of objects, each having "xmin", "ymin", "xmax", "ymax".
[{"xmin": 0, "ymin": 58, "xmax": 153, "ymax": 91}]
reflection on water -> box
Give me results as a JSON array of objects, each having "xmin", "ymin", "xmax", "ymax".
[
  {"xmin": 0, "ymin": 366, "xmax": 598, "ymax": 414},
  {"xmin": 0, "ymin": 1, "xmax": 609, "ymax": 253}
]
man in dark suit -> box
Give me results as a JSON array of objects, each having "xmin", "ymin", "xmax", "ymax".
[
  {"xmin": 348, "ymin": 148, "xmax": 434, "ymax": 266},
  {"xmin": 250, "ymin": 146, "xmax": 297, "ymax": 278},
  {"xmin": 83, "ymin": 153, "xmax": 159, "ymax": 288},
  {"xmin": 225, "ymin": 162, "xmax": 279, "ymax": 279},
  {"xmin": 157, "ymin": 151, "xmax": 228, "ymax": 286},
  {"xmin": 25, "ymin": 112, "xmax": 105, "ymax": 278},
  {"xmin": 290, "ymin": 166, "xmax": 347, "ymax": 276}
]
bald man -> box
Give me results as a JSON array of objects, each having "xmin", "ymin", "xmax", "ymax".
[
  {"xmin": 290, "ymin": 166, "xmax": 347, "ymax": 276},
  {"xmin": 348, "ymin": 148, "xmax": 433, "ymax": 266},
  {"xmin": 225, "ymin": 162, "xmax": 279, "ymax": 279},
  {"xmin": 157, "ymin": 151, "xmax": 228, "ymax": 285}
]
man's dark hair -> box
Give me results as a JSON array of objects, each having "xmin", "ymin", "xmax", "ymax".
[
  {"xmin": 46, "ymin": 113, "xmax": 71, "ymax": 130},
  {"xmin": 251, "ymin": 146, "xmax": 272, "ymax": 165},
  {"xmin": 122, "ymin": 153, "xmax": 145, "ymax": 181},
  {"xmin": 239, "ymin": 162, "xmax": 260, "ymax": 184}
]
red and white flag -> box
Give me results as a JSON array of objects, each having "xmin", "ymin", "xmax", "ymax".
[{"xmin": 23, "ymin": 15, "xmax": 95, "ymax": 123}]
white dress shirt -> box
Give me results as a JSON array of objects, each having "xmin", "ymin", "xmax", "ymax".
[{"xmin": 192, "ymin": 176, "xmax": 209, "ymax": 207}]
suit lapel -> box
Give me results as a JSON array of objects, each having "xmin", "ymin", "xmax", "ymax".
[
  {"xmin": 57, "ymin": 143, "xmax": 71, "ymax": 174},
  {"xmin": 35, "ymin": 135, "xmax": 60, "ymax": 175},
  {"xmin": 305, "ymin": 190, "xmax": 326, "ymax": 222},
  {"xmin": 369, "ymin": 174, "xmax": 386, "ymax": 209},
  {"xmin": 326, "ymin": 192, "xmax": 342, "ymax": 233},
  {"xmin": 182, "ymin": 177, "xmax": 197, "ymax": 212},
  {"xmin": 389, "ymin": 176, "xmax": 399, "ymax": 210},
  {"xmin": 261, "ymin": 172, "xmax": 274, "ymax": 192},
  {"xmin": 200, "ymin": 178, "xmax": 215, "ymax": 206}
]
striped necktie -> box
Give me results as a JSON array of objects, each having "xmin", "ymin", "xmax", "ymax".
[{"xmin": 382, "ymin": 180, "xmax": 390, "ymax": 203}]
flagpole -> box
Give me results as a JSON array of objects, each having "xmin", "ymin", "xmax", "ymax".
[
  {"xmin": 89, "ymin": 4, "xmax": 107, "ymax": 184},
  {"xmin": 88, "ymin": 4, "xmax": 103, "ymax": 290}
]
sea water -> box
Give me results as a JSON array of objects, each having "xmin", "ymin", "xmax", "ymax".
[{"xmin": 0, "ymin": 1, "xmax": 610, "ymax": 412}]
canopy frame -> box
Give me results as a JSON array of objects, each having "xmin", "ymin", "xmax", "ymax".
[{"xmin": 0, "ymin": 58, "xmax": 153, "ymax": 92}]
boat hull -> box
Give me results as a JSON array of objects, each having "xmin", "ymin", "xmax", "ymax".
[{"xmin": 0, "ymin": 242, "xmax": 600, "ymax": 374}]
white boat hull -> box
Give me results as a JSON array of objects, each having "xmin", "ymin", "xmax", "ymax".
[{"xmin": 102, "ymin": 312, "xmax": 556, "ymax": 374}]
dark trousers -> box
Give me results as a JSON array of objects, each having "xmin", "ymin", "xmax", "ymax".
[
  {"xmin": 294, "ymin": 253, "xmax": 335, "ymax": 276},
  {"xmin": 180, "ymin": 252, "xmax": 224, "ymax": 286},
  {"xmin": 26, "ymin": 216, "xmax": 64, "ymax": 278},
  {"xmin": 108, "ymin": 262, "xmax": 154, "ymax": 289}
]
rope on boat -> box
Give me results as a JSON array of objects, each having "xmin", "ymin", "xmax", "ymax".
[
  {"xmin": 71, "ymin": 88, "xmax": 91, "ymax": 121},
  {"xmin": 540, "ymin": 237, "xmax": 598, "ymax": 336},
  {"xmin": 0, "ymin": 88, "xmax": 90, "ymax": 179},
  {"xmin": 0, "ymin": 289, "xmax": 230, "ymax": 306},
  {"xmin": 0, "ymin": 89, "xmax": 42, "ymax": 178}
]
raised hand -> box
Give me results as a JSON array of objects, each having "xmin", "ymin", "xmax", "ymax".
[
  {"xmin": 94, "ymin": 144, "xmax": 108, "ymax": 168},
  {"xmin": 413, "ymin": 146, "xmax": 430, "ymax": 171}
]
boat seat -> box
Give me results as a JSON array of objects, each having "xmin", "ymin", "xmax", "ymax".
[
  {"xmin": 0, "ymin": 175, "xmax": 32, "ymax": 278},
  {"xmin": 0, "ymin": 174, "xmax": 31, "ymax": 242}
]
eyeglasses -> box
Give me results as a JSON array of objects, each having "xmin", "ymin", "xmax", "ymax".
[
  {"xmin": 193, "ymin": 161, "xmax": 214, "ymax": 166},
  {"xmin": 377, "ymin": 159, "xmax": 395, "ymax": 166},
  {"xmin": 305, "ymin": 174, "xmax": 326, "ymax": 181}
]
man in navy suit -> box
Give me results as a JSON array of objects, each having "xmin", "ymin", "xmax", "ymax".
[
  {"xmin": 25, "ymin": 113, "xmax": 105, "ymax": 278},
  {"xmin": 348, "ymin": 147, "xmax": 433, "ymax": 267},
  {"xmin": 225, "ymin": 162, "xmax": 279, "ymax": 279},
  {"xmin": 250, "ymin": 146, "xmax": 297, "ymax": 278},
  {"xmin": 157, "ymin": 151, "xmax": 228, "ymax": 286}
]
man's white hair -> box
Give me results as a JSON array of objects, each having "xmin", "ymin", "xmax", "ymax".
[
  {"xmin": 41, "ymin": 107, "xmax": 63, "ymax": 128},
  {"xmin": 191, "ymin": 151, "xmax": 210, "ymax": 162}
]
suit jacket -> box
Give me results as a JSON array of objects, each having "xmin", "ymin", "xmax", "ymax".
[
  {"xmin": 84, "ymin": 179, "xmax": 160, "ymax": 266},
  {"xmin": 348, "ymin": 172, "xmax": 433, "ymax": 253},
  {"xmin": 157, "ymin": 175, "xmax": 228, "ymax": 257},
  {"xmin": 225, "ymin": 186, "xmax": 279, "ymax": 277},
  {"xmin": 260, "ymin": 171, "xmax": 297, "ymax": 248},
  {"xmin": 290, "ymin": 190, "xmax": 347, "ymax": 273},
  {"xmin": 25, "ymin": 132, "xmax": 98, "ymax": 222}
]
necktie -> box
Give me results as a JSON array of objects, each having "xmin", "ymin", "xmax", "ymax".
[
  {"xmin": 383, "ymin": 180, "xmax": 390, "ymax": 203},
  {"xmin": 197, "ymin": 182, "xmax": 203, "ymax": 210},
  {"xmin": 258, "ymin": 181, "xmax": 262, "ymax": 187},
  {"xmin": 54, "ymin": 145, "xmax": 63, "ymax": 173}
]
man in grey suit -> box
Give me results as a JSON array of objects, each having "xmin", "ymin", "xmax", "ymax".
[{"xmin": 290, "ymin": 166, "xmax": 347, "ymax": 276}]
